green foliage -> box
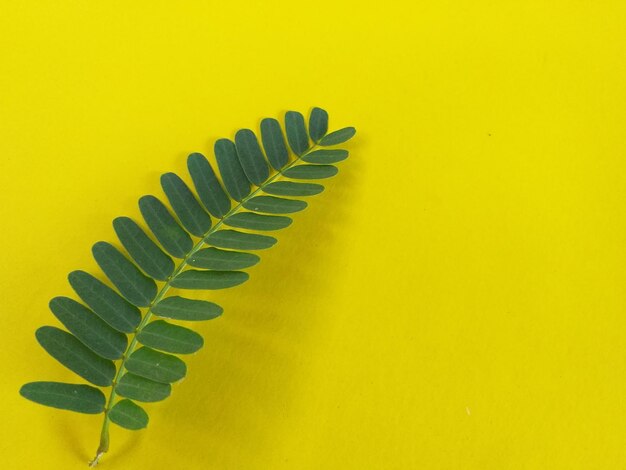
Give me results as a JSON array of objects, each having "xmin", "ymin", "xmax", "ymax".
[{"xmin": 19, "ymin": 107, "xmax": 356, "ymax": 465}]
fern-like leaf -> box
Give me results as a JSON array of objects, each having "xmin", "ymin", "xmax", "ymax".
[{"xmin": 19, "ymin": 107, "xmax": 356, "ymax": 466}]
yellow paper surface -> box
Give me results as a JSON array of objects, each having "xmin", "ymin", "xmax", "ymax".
[{"xmin": 1, "ymin": 1, "xmax": 626, "ymax": 468}]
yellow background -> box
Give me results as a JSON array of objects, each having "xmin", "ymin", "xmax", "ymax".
[{"xmin": 1, "ymin": 1, "xmax": 626, "ymax": 468}]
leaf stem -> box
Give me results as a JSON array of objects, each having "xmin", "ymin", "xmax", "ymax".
[{"xmin": 89, "ymin": 144, "xmax": 318, "ymax": 466}]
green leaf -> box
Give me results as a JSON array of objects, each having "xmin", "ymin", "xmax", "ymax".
[
  {"xmin": 113, "ymin": 217, "xmax": 175, "ymax": 281},
  {"xmin": 92, "ymin": 241, "xmax": 157, "ymax": 307},
  {"xmin": 260, "ymin": 118, "xmax": 289, "ymax": 170},
  {"xmin": 116, "ymin": 373, "xmax": 171, "ymax": 403},
  {"xmin": 214, "ymin": 138, "xmax": 250, "ymax": 201},
  {"xmin": 109, "ymin": 399, "xmax": 148, "ymax": 430},
  {"xmin": 224, "ymin": 212, "xmax": 292, "ymax": 231},
  {"xmin": 301, "ymin": 149, "xmax": 348, "ymax": 164},
  {"xmin": 137, "ymin": 320, "xmax": 204, "ymax": 354},
  {"xmin": 187, "ymin": 247, "xmax": 260, "ymax": 270},
  {"xmin": 309, "ymin": 107, "xmax": 329, "ymax": 143},
  {"xmin": 22, "ymin": 108, "xmax": 357, "ymax": 458},
  {"xmin": 139, "ymin": 195, "xmax": 193, "ymax": 259},
  {"xmin": 153, "ymin": 296, "xmax": 223, "ymax": 321},
  {"xmin": 207, "ymin": 229, "xmax": 277, "ymax": 250},
  {"xmin": 36, "ymin": 326, "xmax": 115, "ymax": 387},
  {"xmin": 285, "ymin": 111, "xmax": 309, "ymax": 156},
  {"xmin": 263, "ymin": 181, "xmax": 325, "ymax": 197},
  {"xmin": 126, "ymin": 347, "xmax": 187, "ymax": 383},
  {"xmin": 20, "ymin": 382, "xmax": 105, "ymax": 414},
  {"xmin": 243, "ymin": 195, "xmax": 307, "ymax": 214},
  {"xmin": 161, "ymin": 173, "xmax": 212, "ymax": 237},
  {"xmin": 283, "ymin": 164, "xmax": 338, "ymax": 180},
  {"xmin": 187, "ymin": 153, "xmax": 231, "ymax": 218},
  {"xmin": 68, "ymin": 270, "xmax": 141, "ymax": 333},
  {"xmin": 319, "ymin": 126, "xmax": 356, "ymax": 146},
  {"xmin": 171, "ymin": 270, "xmax": 249, "ymax": 289},
  {"xmin": 49, "ymin": 297, "xmax": 127, "ymax": 360},
  {"xmin": 235, "ymin": 129, "xmax": 270, "ymax": 185}
]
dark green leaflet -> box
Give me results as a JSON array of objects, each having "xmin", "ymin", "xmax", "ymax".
[
  {"xmin": 139, "ymin": 195, "xmax": 193, "ymax": 258},
  {"xmin": 20, "ymin": 382, "xmax": 105, "ymax": 414},
  {"xmin": 92, "ymin": 241, "xmax": 157, "ymax": 308},
  {"xmin": 108, "ymin": 399, "xmax": 148, "ymax": 430},
  {"xmin": 153, "ymin": 296, "xmax": 223, "ymax": 321},
  {"xmin": 302, "ymin": 149, "xmax": 348, "ymax": 164},
  {"xmin": 36, "ymin": 327, "xmax": 115, "ymax": 387},
  {"xmin": 243, "ymin": 196, "xmax": 307, "ymax": 214},
  {"xmin": 207, "ymin": 229, "xmax": 277, "ymax": 250},
  {"xmin": 126, "ymin": 347, "xmax": 186, "ymax": 383},
  {"xmin": 308, "ymin": 107, "xmax": 329, "ymax": 143},
  {"xmin": 235, "ymin": 129, "xmax": 270, "ymax": 185},
  {"xmin": 116, "ymin": 373, "xmax": 171, "ymax": 403},
  {"xmin": 214, "ymin": 138, "xmax": 250, "ymax": 201},
  {"xmin": 187, "ymin": 153, "xmax": 231, "ymax": 218},
  {"xmin": 285, "ymin": 111, "xmax": 309, "ymax": 155},
  {"xmin": 137, "ymin": 320, "xmax": 204, "ymax": 354},
  {"xmin": 224, "ymin": 212, "xmax": 292, "ymax": 231},
  {"xmin": 263, "ymin": 181, "xmax": 324, "ymax": 197},
  {"xmin": 319, "ymin": 126, "xmax": 356, "ymax": 146},
  {"xmin": 68, "ymin": 270, "xmax": 141, "ymax": 333},
  {"xmin": 171, "ymin": 270, "xmax": 249, "ymax": 289},
  {"xmin": 260, "ymin": 118, "xmax": 289, "ymax": 170},
  {"xmin": 49, "ymin": 297, "xmax": 127, "ymax": 360},
  {"xmin": 282, "ymin": 164, "xmax": 338, "ymax": 180},
  {"xmin": 113, "ymin": 217, "xmax": 175, "ymax": 281},
  {"xmin": 187, "ymin": 247, "xmax": 260, "ymax": 270},
  {"xmin": 161, "ymin": 173, "xmax": 212, "ymax": 237}
]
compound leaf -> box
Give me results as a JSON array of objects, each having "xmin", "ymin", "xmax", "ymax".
[{"xmin": 21, "ymin": 108, "xmax": 356, "ymax": 465}]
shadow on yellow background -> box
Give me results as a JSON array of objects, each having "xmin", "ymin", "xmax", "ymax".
[{"xmin": 2, "ymin": 1, "xmax": 626, "ymax": 469}]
